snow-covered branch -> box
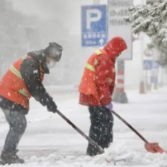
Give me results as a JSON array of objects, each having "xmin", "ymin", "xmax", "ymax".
[{"xmin": 125, "ymin": 1, "xmax": 167, "ymax": 66}]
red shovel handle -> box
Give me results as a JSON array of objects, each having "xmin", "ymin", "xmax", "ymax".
[
  {"xmin": 111, "ymin": 110, "xmax": 149, "ymax": 143},
  {"xmin": 111, "ymin": 110, "xmax": 167, "ymax": 153}
]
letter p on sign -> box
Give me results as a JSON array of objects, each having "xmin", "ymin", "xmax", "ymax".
[{"xmin": 86, "ymin": 9, "xmax": 102, "ymax": 29}]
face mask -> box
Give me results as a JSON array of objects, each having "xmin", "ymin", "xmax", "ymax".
[
  {"xmin": 46, "ymin": 61, "xmax": 56, "ymax": 69},
  {"xmin": 49, "ymin": 48, "xmax": 62, "ymax": 61}
]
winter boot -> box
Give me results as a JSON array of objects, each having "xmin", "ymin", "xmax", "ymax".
[
  {"xmin": 87, "ymin": 143, "xmax": 100, "ymax": 156},
  {"xmin": 1, "ymin": 150, "xmax": 24, "ymax": 164}
]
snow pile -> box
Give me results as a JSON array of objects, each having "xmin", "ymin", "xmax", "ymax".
[
  {"xmin": 18, "ymin": 142, "xmax": 167, "ymax": 167},
  {"xmin": 1, "ymin": 88, "xmax": 167, "ymax": 167},
  {"xmin": 101, "ymin": 142, "xmax": 167, "ymax": 166}
]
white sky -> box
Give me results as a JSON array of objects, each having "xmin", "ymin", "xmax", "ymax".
[{"xmin": 10, "ymin": 0, "xmax": 95, "ymax": 20}]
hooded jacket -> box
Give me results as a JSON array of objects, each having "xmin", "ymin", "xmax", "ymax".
[{"xmin": 78, "ymin": 37, "xmax": 127, "ymax": 106}]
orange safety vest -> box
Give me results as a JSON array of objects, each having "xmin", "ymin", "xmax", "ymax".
[
  {"xmin": 78, "ymin": 49, "xmax": 113, "ymax": 103},
  {"xmin": 0, "ymin": 55, "xmax": 44, "ymax": 109}
]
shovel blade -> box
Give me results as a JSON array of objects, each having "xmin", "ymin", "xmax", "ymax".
[{"xmin": 145, "ymin": 143, "xmax": 164, "ymax": 153}]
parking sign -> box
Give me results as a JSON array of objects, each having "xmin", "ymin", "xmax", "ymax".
[{"xmin": 81, "ymin": 5, "xmax": 107, "ymax": 47}]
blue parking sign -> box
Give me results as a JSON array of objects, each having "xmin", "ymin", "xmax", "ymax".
[{"xmin": 81, "ymin": 5, "xmax": 107, "ymax": 47}]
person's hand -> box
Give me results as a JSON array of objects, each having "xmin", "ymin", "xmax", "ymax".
[
  {"xmin": 47, "ymin": 100, "xmax": 57, "ymax": 113},
  {"xmin": 105, "ymin": 103, "xmax": 113, "ymax": 110}
]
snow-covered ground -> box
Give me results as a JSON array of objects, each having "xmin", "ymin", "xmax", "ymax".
[{"xmin": 0, "ymin": 86, "xmax": 167, "ymax": 167}]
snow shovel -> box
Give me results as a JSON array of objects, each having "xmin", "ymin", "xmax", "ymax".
[
  {"xmin": 111, "ymin": 110, "xmax": 166, "ymax": 154},
  {"xmin": 56, "ymin": 109, "xmax": 104, "ymax": 154}
]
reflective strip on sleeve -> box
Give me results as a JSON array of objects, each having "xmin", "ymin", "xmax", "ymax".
[
  {"xmin": 19, "ymin": 89, "xmax": 28, "ymax": 97},
  {"xmin": 10, "ymin": 65, "xmax": 22, "ymax": 79},
  {"xmin": 85, "ymin": 63, "xmax": 95, "ymax": 72},
  {"xmin": 95, "ymin": 50, "xmax": 102, "ymax": 55}
]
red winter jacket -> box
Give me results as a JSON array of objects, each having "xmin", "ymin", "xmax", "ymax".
[{"xmin": 78, "ymin": 37, "xmax": 127, "ymax": 106}]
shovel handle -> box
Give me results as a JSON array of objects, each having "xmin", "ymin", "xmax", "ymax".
[
  {"xmin": 56, "ymin": 109, "xmax": 104, "ymax": 154},
  {"xmin": 111, "ymin": 110, "xmax": 149, "ymax": 144}
]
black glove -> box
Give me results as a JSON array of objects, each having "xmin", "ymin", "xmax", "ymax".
[
  {"xmin": 38, "ymin": 92, "xmax": 57, "ymax": 113},
  {"xmin": 47, "ymin": 99, "xmax": 57, "ymax": 113}
]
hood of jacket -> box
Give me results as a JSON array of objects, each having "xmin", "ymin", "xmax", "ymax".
[
  {"xmin": 103, "ymin": 36, "xmax": 127, "ymax": 61},
  {"xmin": 27, "ymin": 50, "xmax": 49, "ymax": 74}
]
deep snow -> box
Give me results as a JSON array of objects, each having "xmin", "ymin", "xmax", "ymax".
[{"xmin": 0, "ymin": 86, "xmax": 167, "ymax": 167}]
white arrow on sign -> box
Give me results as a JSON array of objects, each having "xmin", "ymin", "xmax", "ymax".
[{"xmin": 99, "ymin": 38, "xmax": 104, "ymax": 45}]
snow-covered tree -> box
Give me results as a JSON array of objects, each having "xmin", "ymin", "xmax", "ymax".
[{"xmin": 125, "ymin": 0, "xmax": 167, "ymax": 66}]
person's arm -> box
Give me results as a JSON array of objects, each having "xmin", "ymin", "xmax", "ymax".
[
  {"xmin": 20, "ymin": 59, "xmax": 57, "ymax": 112},
  {"xmin": 95, "ymin": 56, "xmax": 114, "ymax": 105}
]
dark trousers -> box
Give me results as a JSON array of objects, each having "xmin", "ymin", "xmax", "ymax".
[
  {"xmin": 1, "ymin": 109, "xmax": 27, "ymax": 153},
  {"xmin": 87, "ymin": 106, "xmax": 114, "ymax": 156}
]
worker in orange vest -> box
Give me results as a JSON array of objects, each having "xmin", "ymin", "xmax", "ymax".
[
  {"xmin": 0, "ymin": 42, "xmax": 63, "ymax": 164},
  {"xmin": 78, "ymin": 37, "xmax": 127, "ymax": 156}
]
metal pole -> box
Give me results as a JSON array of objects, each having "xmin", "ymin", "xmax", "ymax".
[
  {"xmin": 113, "ymin": 61, "xmax": 128, "ymax": 103},
  {"xmin": 139, "ymin": 0, "xmax": 147, "ymax": 94},
  {"xmin": 117, "ymin": 61, "xmax": 125, "ymax": 92}
]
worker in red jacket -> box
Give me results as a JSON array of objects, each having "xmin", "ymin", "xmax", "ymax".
[{"xmin": 78, "ymin": 37, "xmax": 127, "ymax": 156}]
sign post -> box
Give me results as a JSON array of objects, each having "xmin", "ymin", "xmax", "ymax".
[
  {"xmin": 143, "ymin": 59, "xmax": 153, "ymax": 92},
  {"xmin": 143, "ymin": 60, "xmax": 159, "ymax": 91}
]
